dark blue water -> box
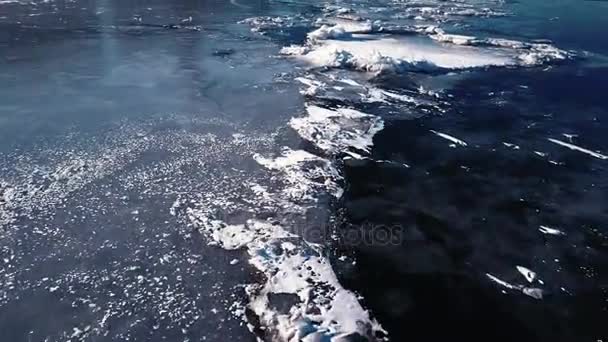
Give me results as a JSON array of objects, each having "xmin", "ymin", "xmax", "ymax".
[
  {"xmin": 329, "ymin": 1, "xmax": 608, "ymax": 340},
  {"xmin": 273, "ymin": 0, "xmax": 607, "ymax": 340},
  {"xmin": 335, "ymin": 65, "xmax": 608, "ymax": 341}
]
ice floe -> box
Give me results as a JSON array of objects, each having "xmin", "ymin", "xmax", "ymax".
[
  {"xmin": 486, "ymin": 273, "xmax": 544, "ymax": 299},
  {"xmin": 516, "ymin": 266, "xmax": 537, "ymax": 283},
  {"xmin": 427, "ymin": 28, "xmax": 570, "ymax": 66},
  {"xmin": 430, "ymin": 130, "xmax": 468, "ymax": 147},
  {"xmin": 548, "ymin": 138, "xmax": 608, "ymax": 160},
  {"xmin": 184, "ymin": 151, "xmax": 386, "ymax": 340},
  {"xmin": 289, "ymin": 105, "xmax": 384, "ymax": 155},
  {"xmin": 307, "ymin": 20, "xmax": 376, "ymax": 42},
  {"xmin": 539, "ymin": 225, "xmax": 566, "ymax": 236},
  {"xmin": 502, "ymin": 142, "xmax": 521, "ymax": 150},
  {"xmin": 293, "ymin": 33, "xmax": 516, "ymax": 73},
  {"xmin": 254, "ymin": 147, "xmax": 344, "ymax": 201},
  {"xmin": 275, "ymin": 17, "xmax": 571, "ymax": 75},
  {"xmin": 293, "ymin": 74, "xmax": 439, "ymax": 112}
]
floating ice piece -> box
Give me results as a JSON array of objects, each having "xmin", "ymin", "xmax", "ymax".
[
  {"xmin": 289, "ymin": 105, "xmax": 384, "ymax": 154},
  {"xmin": 516, "ymin": 266, "xmax": 537, "ymax": 283},
  {"xmin": 169, "ymin": 198, "xmax": 181, "ymax": 216},
  {"xmin": 430, "ymin": 130, "xmax": 468, "ymax": 146},
  {"xmin": 188, "ymin": 210, "xmax": 386, "ymax": 340},
  {"xmin": 254, "ymin": 148, "xmax": 344, "ymax": 200},
  {"xmin": 291, "ymin": 22, "xmax": 570, "ymax": 74},
  {"xmin": 248, "ymin": 237, "xmax": 385, "ymax": 341},
  {"xmin": 486, "ymin": 273, "xmax": 517, "ymax": 290},
  {"xmin": 548, "ymin": 138, "xmax": 608, "ymax": 160},
  {"xmin": 280, "ymin": 44, "xmax": 310, "ymax": 55},
  {"xmin": 339, "ymin": 78, "xmax": 362, "ymax": 87},
  {"xmin": 364, "ymin": 87, "xmax": 418, "ymax": 104},
  {"xmin": 503, "ymin": 142, "xmax": 520, "ymax": 150},
  {"xmin": 308, "ymin": 24, "xmax": 349, "ymax": 41},
  {"xmin": 428, "ymin": 27, "xmax": 570, "ymax": 65},
  {"xmin": 213, "ymin": 224, "xmax": 256, "ymax": 250},
  {"xmin": 254, "ymin": 148, "xmax": 321, "ymax": 170},
  {"xmin": 539, "ymin": 225, "xmax": 565, "ymax": 236},
  {"xmin": 295, "ymin": 76, "xmax": 326, "ymax": 96},
  {"xmin": 308, "ymin": 20, "xmax": 375, "ymax": 42},
  {"xmin": 522, "ymin": 287, "xmax": 544, "ymax": 300},
  {"xmin": 297, "ymin": 34, "xmax": 515, "ymax": 73},
  {"xmin": 486, "ymin": 273, "xmax": 544, "ymax": 300},
  {"xmin": 562, "ymin": 133, "xmax": 578, "ymax": 142}
]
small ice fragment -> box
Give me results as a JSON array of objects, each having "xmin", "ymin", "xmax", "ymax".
[
  {"xmin": 430, "ymin": 130, "xmax": 467, "ymax": 146},
  {"xmin": 71, "ymin": 328, "xmax": 84, "ymax": 338},
  {"xmin": 562, "ymin": 133, "xmax": 578, "ymax": 142},
  {"xmin": 548, "ymin": 138, "xmax": 608, "ymax": 160},
  {"xmin": 339, "ymin": 78, "xmax": 362, "ymax": 87},
  {"xmin": 502, "ymin": 142, "xmax": 520, "ymax": 150},
  {"xmin": 516, "ymin": 266, "xmax": 536, "ymax": 283},
  {"xmin": 522, "ymin": 287, "xmax": 543, "ymax": 300},
  {"xmin": 230, "ymin": 259, "xmax": 239, "ymax": 265},
  {"xmin": 539, "ymin": 225, "xmax": 565, "ymax": 235},
  {"xmin": 280, "ymin": 44, "xmax": 310, "ymax": 55},
  {"xmin": 169, "ymin": 198, "xmax": 181, "ymax": 216},
  {"xmin": 486, "ymin": 273, "xmax": 517, "ymax": 290}
]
